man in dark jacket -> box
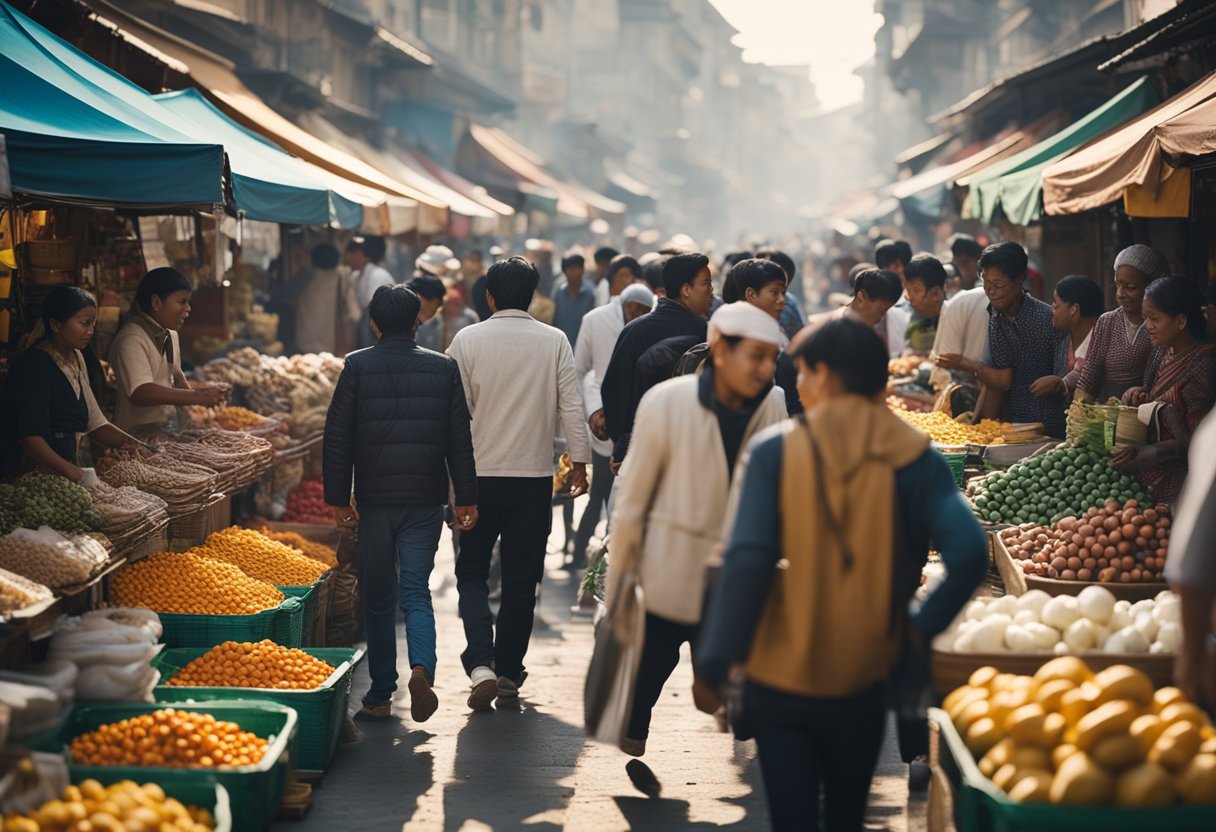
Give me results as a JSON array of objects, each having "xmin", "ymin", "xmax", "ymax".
[
  {"xmin": 601, "ymin": 253, "xmax": 713, "ymax": 466},
  {"xmin": 324, "ymin": 284, "xmax": 478, "ymax": 723}
]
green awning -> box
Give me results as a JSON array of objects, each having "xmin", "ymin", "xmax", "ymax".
[
  {"xmin": 154, "ymin": 90, "xmax": 363, "ymax": 228},
  {"xmin": 0, "ymin": 2, "xmax": 223, "ymax": 206},
  {"xmin": 963, "ymin": 78, "xmax": 1158, "ymax": 225}
]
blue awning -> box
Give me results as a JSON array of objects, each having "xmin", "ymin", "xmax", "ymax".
[{"xmin": 0, "ymin": 2, "xmax": 223, "ymax": 206}]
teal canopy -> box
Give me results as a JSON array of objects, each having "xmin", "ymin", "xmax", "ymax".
[
  {"xmin": 964, "ymin": 78, "xmax": 1158, "ymax": 226},
  {"xmin": 155, "ymin": 90, "xmax": 364, "ymax": 227},
  {"xmin": 0, "ymin": 2, "xmax": 223, "ymax": 206}
]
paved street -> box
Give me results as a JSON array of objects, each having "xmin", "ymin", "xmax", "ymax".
[{"xmin": 277, "ymin": 508, "xmax": 926, "ymax": 831}]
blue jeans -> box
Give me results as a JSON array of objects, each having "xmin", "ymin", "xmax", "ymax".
[{"xmin": 356, "ymin": 505, "xmax": 444, "ymax": 705}]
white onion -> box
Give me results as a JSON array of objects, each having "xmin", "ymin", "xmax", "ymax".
[
  {"xmin": 1041, "ymin": 596, "xmax": 1082, "ymax": 630},
  {"xmin": 1076, "ymin": 585, "xmax": 1116, "ymax": 625}
]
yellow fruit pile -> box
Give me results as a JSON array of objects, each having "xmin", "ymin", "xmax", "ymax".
[
  {"xmin": 3, "ymin": 779, "xmax": 215, "ymax": 832},
  {"xmin": 893, "ymin": 409, "xmax": 1011, "ymax": 445},
  {"xmin": 167, "ymin": 640, "xmax": 336, "ymax": 690},
  {"xmin": 189, "ymin": 527, "xmax": 329, "ymax": 586},
  {"xmin": 212, "ymin": 406, "xmax": 267, "ymax": 431},
  {"xmin": 259, "ymin": 528, "xmax": 338, "ymax": 568},
  {"xmin": 947, "ymin": 658, "xmax": 1216, "ymax": 806},
  {"xmin": 69, "ymin": 709, "xmax": 268, "ymax": 769},
  {"xmin": 113, "ymin": 552, "xmax": 283, "ymax": 615}
]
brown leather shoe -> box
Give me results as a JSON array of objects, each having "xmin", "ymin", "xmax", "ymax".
[
  {"xmin": 409, "ymin": 667, "xmax": 439, "ymax": 723},
  {"xmin": 354, "ymin": 701, "xmax": 392, "ymax": 721},
  {"xmin": 467, "ymin": 678, "xmax": 498, "ymax": 712}
]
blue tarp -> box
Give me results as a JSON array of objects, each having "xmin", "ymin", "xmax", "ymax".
[
  {"xmin": 0, "ymin": 2, "xmax": 223, "ymax": 205},
  {"xmin": 155, "ymin": 90, "xmax": 363, "ymax": 227}
]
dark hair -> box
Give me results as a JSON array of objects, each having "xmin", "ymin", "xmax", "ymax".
[
  {"xmin": 978, "ymin": 241, "xmax": 1028, "ymax": 281},
  {"xmin": 361, "ymin": 235, "xmax": 387, "ymax": 263},
  {"xmin": 949, "ymin": 234, "xmax": 984, "ymax": 259},
  {"xmin": 486, "ymin": 256, "xmax": 540, "ymax": 311},
  {"xmin": 847, "ymin": 261, "xmax": 876, "ymax": 289},
  {"xmin": 369, "ymin": 284, "xmax": 421, "ymax": 337},
  {"xmin": 406, "ymin": 274, "xmax": 446, "ymax": 301},
  {"xmin": 311, "ymin": 243, "xmax": 340, "ymax": 270},
  {"xmin": 135, "ymin": 267, "xmax": 193, "ymax": 314},
  {"xmin": 795, "ymin": 318, "xmax": 889, "ymax": 397},
  {"xmin": 874, "ymin": 240, "xmax": 906, "ymax": 270},
  {"xmin": 853, "ymin": 268, "xmax": 903, "ymax": 304},
  {"xmin": 756, "ymin": 248, "xmax": 796, "ymax": 281},
  {"xmin": 904, "ymin": 254, "xmax": 948, "ymax": 292},
  {"xmin": 41, "ymin": 285, "xmax": 97, "ymax": 334},
  {"xmin": 641, "ymin": 256, "xmax": 667, "ymax": 291},
  {"xmin": 723, "ymin": 258, "xmax": 787, "ymax": 303},
  {"xmin": 1145, "ymin": 275, "xmax": 1208, "ymax": 338},
  {"xmin": 606, "ymin": 254, "xmax": 641, "ymax": 285},
  {"xmin": 594, "ymin": 247, "xmax": 619, "ymax": 265},
  {"xmin": 1055, "ymin": 275, "xmax": 1104, "ymax": 318},
  {"xmin": 721, "ymin": 251, "xmax": 753, "ymax": 271},
  {"xmin": 662, "ymin": 252, "xmax": 710, "ymax": 299},
  {"xmin": 561, "ymin": 253, "xmax": 585, "ymax": 271}
]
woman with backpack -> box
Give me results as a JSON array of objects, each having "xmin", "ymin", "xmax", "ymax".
[{"xmin": 694, "ymin": 318, "xmax": 988, "ymax": 830}]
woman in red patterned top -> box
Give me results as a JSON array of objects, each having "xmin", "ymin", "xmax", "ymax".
[
  {"xmin": 1116, "ymin": 276, "xmax": 1216, "ymax": 503},
  {"xmin": 1075, "ymin": 245, "xmax": 1170, "ymax": 403}
]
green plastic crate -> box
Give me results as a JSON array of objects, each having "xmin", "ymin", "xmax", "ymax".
[
  {"xmin": 277, "ymin": 577, "xmax": 328, "ymax": 647},
  {"xmin": 36, "ymin": 701, "xmax": 297, "ymax": 832},
  {"xmin": 929, "ymin": 708, "xmax": 1216, "ymax": 831},
  {"xmin": 153, "ymin": 646, "xmax": 364, "ymax": 775},
  {"xmin": 270, "ymin": 586, "xmax": 309, "ymax": 647},
  {"xmin": 158, "ymin": 596, "xmax": 304, "ymax": 649}
]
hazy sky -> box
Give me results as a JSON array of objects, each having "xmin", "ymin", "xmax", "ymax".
[{"xmin": 708, "ymin": 0, "xmax": 881, "ymax": 111}]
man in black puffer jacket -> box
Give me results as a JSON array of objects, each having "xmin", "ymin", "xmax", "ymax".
[{"xmin": 324, "ymin": 284, "xmax": 478, "ymax": 723}]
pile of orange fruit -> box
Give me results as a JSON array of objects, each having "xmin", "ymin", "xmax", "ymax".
[
  {"xmin": 113, "ymin": 553, "xmax": 283, "ymax": 615},
  {"xmin": 3, "ymin": 779, "xmax": 216, "ymax": 832},
  {"xmin": 259, "ymin": 528, "xmax": 338, "ymax": 568},
  {"xmin": 167, "ymin": 640, "xmax": 335, "ymax": 690},
  {"xmin": 211, "ymin": 406, "xmax": 267, "ymax": 431},
  {"xmin": 69, "ymin": 709, "xmax": 268, "ymax": 769},
  {"xmin": 188, "ymin": 527, "xmax": 329, "ymax": 586}
]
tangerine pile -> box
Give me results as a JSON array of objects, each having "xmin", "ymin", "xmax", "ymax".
[
  {"xmin": 167, "ymin": 640, "xmax": 335, "ymax": 690},
  {"xmin": 3, "ymin": 779, "xmax": 215, "ymax": 832},
  {"xmin": 892, "ymin": 409, "xmax": 1011, "ymax": 445},
  {"xmin": 259, "ymin": 528, "xmax": 338, "ymax": 568},
  {"xmin": 69, "ymin": 709, "xmax": 268, "ymax": 769},
  {"xmin": 113, "ymin": 552, "xmax": 284, "ymax": 615},
  {"xmin": 189, "ymin": 527, "xmax": 329, "ymax": 586},
  {"xmin": 211, "ymin": 406, "xmax": 266, "ymax": 431}
]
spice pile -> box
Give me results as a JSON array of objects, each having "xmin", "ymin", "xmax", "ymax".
[
  {"xmin": 5, "ymin": 779, "xmax": 217, "ymax": 832},
  {"xmin": 113, "ymin": 553, "xmax": 284, "ymax": 615},
  {"xmin": 187, "ymin": 527, "xmax": 329, "ymax": 586},
  {"xmin": 183, "ymin": 405, "xmax": 281, "ymax": 433},
  {"xmin": 69, "ymin": 709, "xmax": 268, "ymax": 768},
  {"xmin": 98, "ymin": 450, "xmax": 219, "ymax": 517},
  {"xmin": 0, "ymin": 473, "xmax": 105, "ymax": 535},
  {"xmin": 0, "ymin": 528, "xmax": 109, "ymax": 589},
  {"xmin": 260, "ymin": 528, "xmax": 338, "ymax": 568},
  {"xmin": 167, "ymin": 640, "xmax": 336, "ymax": 689}
]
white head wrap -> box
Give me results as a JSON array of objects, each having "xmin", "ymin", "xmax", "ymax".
[
  {"xmin": 1114, "ymin": 245, "xmax": 1169, "ymax": 280},
  {"xmin": 707, "ymin": 302, "xmax": 784, "ymax": 347},
  {"xmin": 619, "ymin": 283, "xmax": 656, "ymax": 309}
]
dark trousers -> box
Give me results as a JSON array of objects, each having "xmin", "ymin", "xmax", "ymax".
[
  {"xmin": 455, "ymin": 476, "xmax": 552, "ymax": 682},
  {"xmin": 747, "ymin": 681, "xmax": 887, "ymax": 832},
  {"xmin": 571, "ymin": 452, "xmax": 613, "ymax": 567},
  {"xmin": 627, "ymin": 612, "xmax": 700, "ymax": 741}
]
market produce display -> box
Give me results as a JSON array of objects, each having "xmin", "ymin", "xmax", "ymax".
[
  {"xmin": 0, "ymin": 473, "xmax": 104, "ymax": 535},
  {"xmin": 938, "ymin": 587, "xmax": 1180, "ymax": 655},
  {"xmin": 166, "ymin": 639, "xmax": 336, "ymax": 689},
  {"xmin": 259, "ymin": 528, "xmax": 338, "ymax": 568},
  {"xmin": 88, "ymin": 482, "xmax": 169, "ymax": 550},
  {"xmin": 113, "ymin": 553, "xmax": 284, "ymax": 615},
  {"xmin": 0, "ymin": 567, "xmax": 53, "ymax": 616},
  {"xmin": 999, "ymin": 499, "xmax": 1171, "ymax": 583},
  {"xmin": 0, "ymin": 529, "xmax": 109, "ymax": 590},
  {"xmin": 69, "ymin": 708, "xmax": 268, "ymax": 769},
  {"xmin": 183, "ymin": 405, "xmax": 280, "ymax": 433},
  {"xmin": 282, "ymin": 478, "xmax": 329, "ymax": 525},
  {"xmin": 967, "ymin": 446, "xmax": 1152, "ymax": 526},
  {"xmin": 96, "ymin": 451, "xmax": 219, "ymax": 516},
  {"xmin": 944, "ymin": 659, "xmax": 1216, "ymax": 806},
  {"xmin": 187, "ymin": 527, "xmax": 328, "ymax": 586},
  {"xmin": 2, "ymin": 779, "xmax": 217, "ymax": 832},
  {"xmin": 891, "ymin": 410, "xmax": 1020, "ymax": 445},
  {"xmin": 889, "ymin": 355, "xmax": 926, "ymax": 377},
  {"xmin": 1067, "ymin": 399, "xmax": 1148, "ymax": 453}
]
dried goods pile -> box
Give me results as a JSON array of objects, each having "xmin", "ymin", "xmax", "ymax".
[
  {"xmin": 0, "ymin": 473, "xmax": 104, "ymax": 535},
  {"xmin": 891, "ymin": 410, "xmax": 1018, "ymax": 446},
  {"xmin": 0, "ymin": 567, "xmax": 53, "ymax": 615},
  {"xmin": 97, "ymin": 450, "xmax": 219, "ymax": 516},
  {"xmin": 69, "ymin": 708, "xmax": 268, "ymax": 769},
  {"xmin": 183, "ymin": 405, "xmax": 280, "ymax": 433},
  {"xmin": 967, "ymin": 445, "xmax": 1151, "ymax": 526},
  {"xmin": 1000, "ymin": 499, "xmax": 1171, "ymax": 584},
  {"xmin": 282, "ymin": 478, "xmax": 328, "ymax": 524},
  {"xmin": 0, "ymin": 528, "xmax": 109, "ymax": 589},
  {"xmin": 188, "ymin": 527, "xmax": 328, "ymax": 586},
  {"xmin": 113, "ymin": 553, "xmax": 284, "ymax": 615},
  {"xmin": 88, "ymin": 481, "xmax": 169, "ymax": 550},
  {"xmin": 194, "ymin": 349, "xmax": 341, "ymax": 437},
  {"xmin": 4, "ymin": 779, "xmax": 217, "ymax": 832},
  {"xmin": 259, "ymin": 528, "xmax": 338, "ymax": 568},
  {"xmin": 167, "ymin": 640, "xmax": 336, "ymax": 689},
  {"xmin": 946, "ymin": 659, "xmax": 1216, "ymax": 806}
]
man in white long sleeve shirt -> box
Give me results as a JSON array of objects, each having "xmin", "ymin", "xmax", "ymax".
[
  {"xmin": 447, "ymin": 257, "xmax": 593, "ymax": 711},
  {"xmin": 930, "ymin": 284, "xmax": 990, "ymax": 388}
]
